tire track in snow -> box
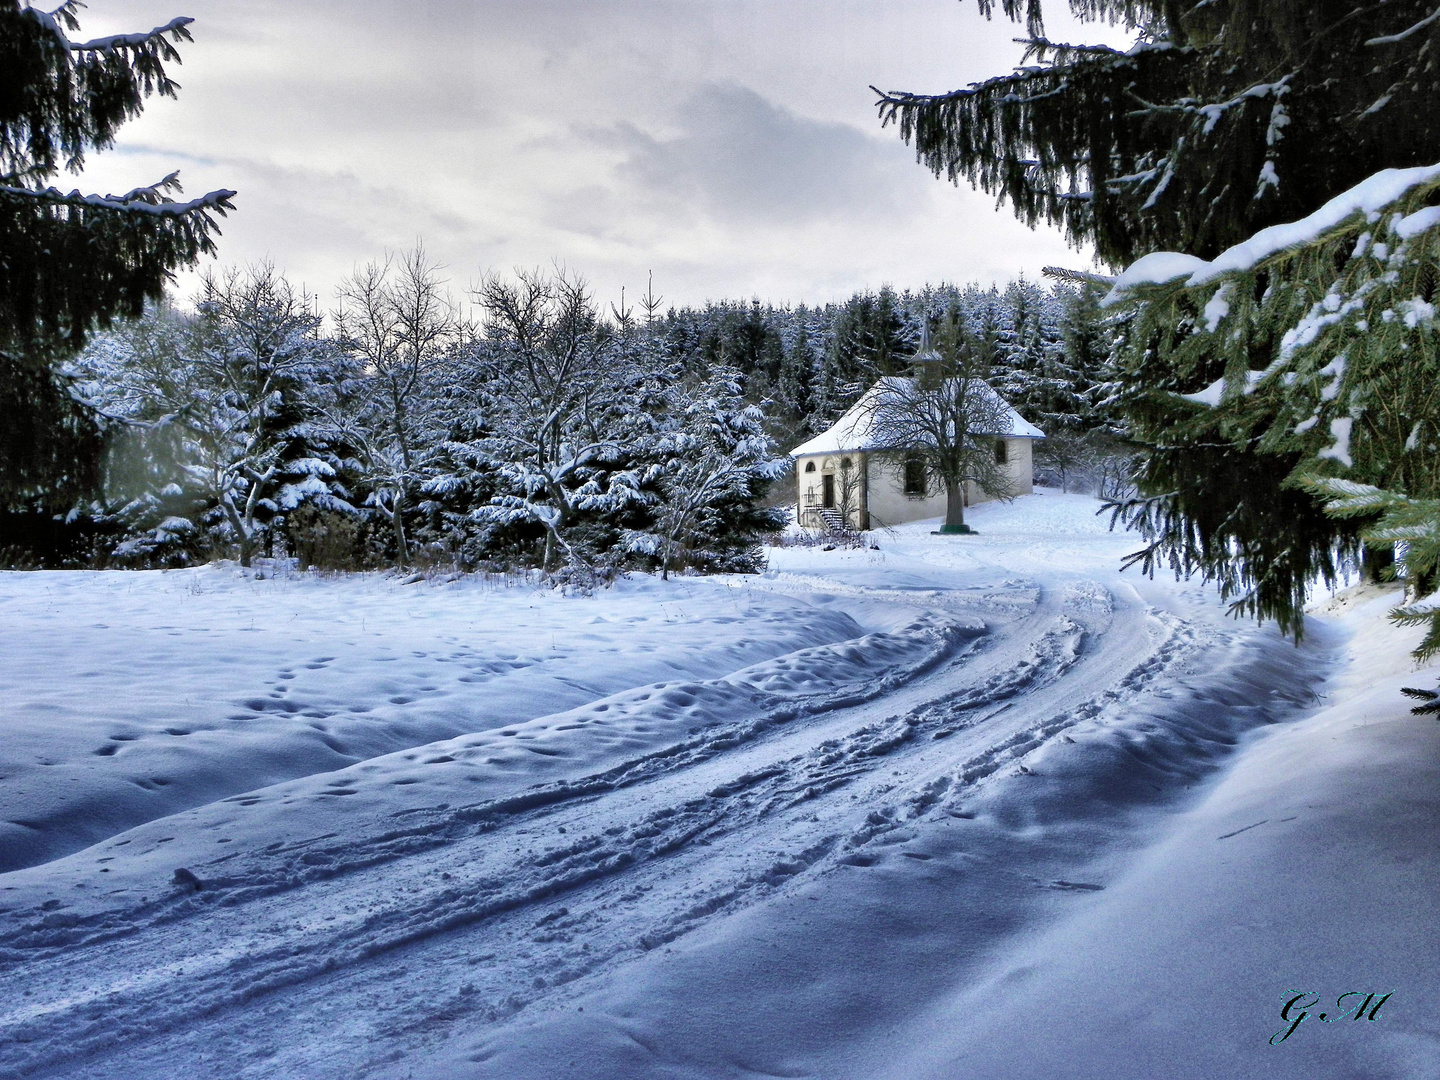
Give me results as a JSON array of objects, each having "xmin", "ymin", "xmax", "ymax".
[
  {"xmin": 0, "ymin": 577, "xmax": 1235, "ymax": 1080},
  {"xmin": 0, "ymin": 579, "xmax": 1144, "ymax": 1078}
]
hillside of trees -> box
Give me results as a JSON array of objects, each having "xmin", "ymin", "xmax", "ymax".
[{"xmin": 2, "ymin": 259, "xmax": 1120, "ymax": 577}]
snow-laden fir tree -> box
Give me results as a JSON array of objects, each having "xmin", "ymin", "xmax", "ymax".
[
  {"xmin": 874, "ymin": 0, "xmax": 1440, "ymax": 634},
  {"xmin": 640, "ymin": 365, "xmax": 785, "ymax": 579},
  {"xmin": 469, "ymin": 267, "xmax": 661, "ymax": 578},
  {"xmin": 75, "ymin": 266, "xmax": 349, "ymax": 566},
  {"xmin": 1106, "ymin": 165, "xmax": 1440, "ymax": 653}
]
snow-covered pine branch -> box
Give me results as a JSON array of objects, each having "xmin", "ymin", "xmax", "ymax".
[
  {"xmin": 0, "ymin": 177, "xmax": 237, "ymax": 219},
  {"xmin": 1364, "ymin": 5, "xmax": 1440, "ymax": 45},
  {"xmin": 21, "ymin": 4, "xmax": 193, "ymax": 54},
  {"xmin": 1105, "ymin": 162, "xmax": 1440, "ymax": 647},
  {"xmin": 2, "ymin": 0, "xmax": 237, "ymax": 526}
]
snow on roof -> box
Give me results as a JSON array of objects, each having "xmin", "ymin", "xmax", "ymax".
[{"xmin": 789, "ymin": 377, "xmax": 1044, "ymax": 457}]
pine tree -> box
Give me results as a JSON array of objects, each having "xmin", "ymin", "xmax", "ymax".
[
  {"xmin": 775, "ymin": 315, "xmax": 817, "ymax": 437},
  {"xmin": 1056, "ymin": 282, "xmax": 1111, "ymax": 430},
  {"xmin": 993, "ymin": 277, "xmax": 1071, "ymax": 429},
  {"xmin": 76, "ymin": 266, "xmax": 347, "ymax": 567},
  {"xmin": 874, "ymin": 0, "xmax": 1440, "ymax": 635},
  {"xmin": 1, "ymin": 2, "xmax": 234, "ymax": 538},
  {"xmin": 645, "ymin": 365, "xmax": 784, "ymax": 580},
  {"xmin": 470, "ymin": 267, "xmax": 659, "ymax": 577},
  {"xmin": 1106, "ymin": 165, "xmax": 1440, "ymax": 645},
  {"xmin": 875, "ymin": 1, "xmax": 1440, "ymax": 267}
]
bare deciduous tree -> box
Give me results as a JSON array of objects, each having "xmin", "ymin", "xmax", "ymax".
[
  {"xmin": 332, "ymin": 244, "xmax": 462, "ymax": 566},
  {"xmin": 471, "ymin": 266, "xmax": 651, "ymax": 574},
  {"xmin": 867, "ymin": 305, "xmax": 1017, "ymax": 533}
]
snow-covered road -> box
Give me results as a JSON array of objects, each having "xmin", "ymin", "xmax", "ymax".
[{"xmin": 0, "ymin": 494, "xmax": 1347, "ymax": 1078}]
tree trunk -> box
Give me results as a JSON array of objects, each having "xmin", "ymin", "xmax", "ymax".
[
  {"xmin": 391, "ymin": 493, "xmax": 410, "ymax": 567},
  {"xmin": 1364, "ymin": 544, "xmax": 1395, "ymax": 584},
  {"xmin": 944, "ymin": 482, "xmax": 966, "ymax": 531},
  {"xmin": 221, "ymin": 499, "xmax": 253, "ymax": 567}
]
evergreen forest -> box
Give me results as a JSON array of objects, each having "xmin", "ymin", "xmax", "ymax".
[{"xmin": 10, "ymin": 265, "xmax": 1119, "ymax": 578}]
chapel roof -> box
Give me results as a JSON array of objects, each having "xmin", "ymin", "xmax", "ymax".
[{"xmin": 789, "ymin": 377, "xmax": 1045, "ymax": 458}]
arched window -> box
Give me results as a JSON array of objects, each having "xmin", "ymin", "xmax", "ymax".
[
  {"xmin": 840, "ymin": 457, "xmax": 852, "ymax": 471},
  {"xmin": 903, "ymin": 453, "xmax": 927, "ymax": 496},
  {"xmin": 804, "ymin": 461, "xmax": 816, "ymax": 473},
  {"xmin": 994, "ymin": 439, "xmax": 1009, "ymax": 465}
]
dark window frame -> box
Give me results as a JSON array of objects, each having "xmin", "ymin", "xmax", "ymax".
[{"xmin": 903, "ymin": 453, "xmax": 927, "ymax": 498}]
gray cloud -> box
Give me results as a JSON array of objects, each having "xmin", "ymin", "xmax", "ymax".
[
  {"xmin": 70, "ymin": 1, "xmax": 1121, "ymax": 308},
  {"xmin": 594, "ymin": 83, "xmax": 929, "ymax": 227}
]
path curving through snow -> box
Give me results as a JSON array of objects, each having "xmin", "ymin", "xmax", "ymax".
[{"xmin": 0, "ymin": 492, "xmax": 1341, "ymax": 1079}]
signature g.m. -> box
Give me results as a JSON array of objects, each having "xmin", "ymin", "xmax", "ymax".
[{"xmin": 1270, "ymin": 990, "xmax": 1393, "ymax": 1045}]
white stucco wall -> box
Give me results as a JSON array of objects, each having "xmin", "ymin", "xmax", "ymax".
[
  {"xmin": 794, "ymin": 438, "xmax": 1037, "ymax": 529},
  {"xmin": 794, "ymin": 452, "xmax": 868, "ymax": 530},
  {"xmin": 864, "ymin": 455, "xmax": 946, "ymax": 528},
  {"xmin": 997, "ymin": 436, "xmax": 1035, "ymax": 499}
]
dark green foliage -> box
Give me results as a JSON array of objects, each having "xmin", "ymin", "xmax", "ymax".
[
  {"xmin": 875, "ymin": 0, "xmax": 1440, "ymax": 640},
  {"xmin": 0, "ymin": 1, "xmax": 234, "ymax": 560},
  {"xmin": 1107, "ymin": 168, "xmax": 1440, "ymax": 645},
  {"xmin": 1, "ymin": 175, "xmax": 234, "ymax": 362},
  {"xmin": 821, "ymin": 288, "xmax": 917, "ymax": 417},
  {"xmin": 1308, "ymin": 478, "xmax": 1440, "ymax": 659},
  {"xmin": 0, "ymin": 348, "xmax": 102, "ymax": 506},
  {"xmin": 1116, "ymin": 443, "xmax": 1363, "ymax": 638},
  {"xmin": 1, "ymin": 2, "xmax": 234, "ymax": 359},
  {"xmin": 774, "ymin": 321, "xmax": 815, "ymax": 420},
  {"xmin": 1400, "ymin": 686, "xmax": 1440, "ymax": 717},
  {"xmin": 876, "ymin": 1, "xmax": 1440, "ymax": 267},
  {"xmin": 2, "ymin": 1, "xmax": 185, "ymax": 184}
]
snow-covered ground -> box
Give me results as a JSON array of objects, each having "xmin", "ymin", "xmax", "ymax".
[{"xmin": 2, "ymin": 491, "xmax": 1436, "ymax": 1079}]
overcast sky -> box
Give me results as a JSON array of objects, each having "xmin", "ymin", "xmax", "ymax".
[{"xmin": 70, "ymin": 1, "xmax": 1124, "ymax": 311}]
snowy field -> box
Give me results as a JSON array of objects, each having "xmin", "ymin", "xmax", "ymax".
[{"xmin": 2, "ymin": 491, "xmax": 1436, "ymax": 1079}]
